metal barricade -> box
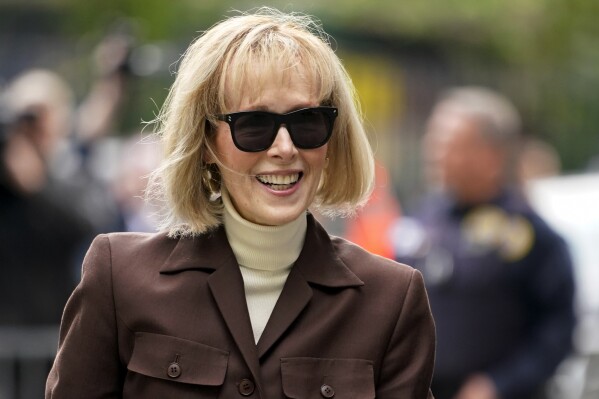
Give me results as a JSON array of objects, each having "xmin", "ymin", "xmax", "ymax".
[{"xmin": 0, "ymin": 326, "xmax": 59, "ymax": 399}]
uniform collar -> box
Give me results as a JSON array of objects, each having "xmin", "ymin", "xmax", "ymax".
[{"xmin": 444, "ymin": 188, "xmax": 526, "ymax": 218}]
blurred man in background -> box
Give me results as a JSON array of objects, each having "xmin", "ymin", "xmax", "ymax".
[
  {"xmin": 112, "ymin": 133, "xmax": 161, "ymax": 233},
  {"xmin": 0, "ymin": 32, "xmax": 131, "ymax": 398},
  {"xmin": 0, "ymin": 72, "xmax": 92, "ymax": 326},
  {"xmin": 0, "ymin": 79, "xmax": 93, "ymax": 399},
  {"xmin": 393, "ymin": 87, "xmax": 576, "ymax": 399}
]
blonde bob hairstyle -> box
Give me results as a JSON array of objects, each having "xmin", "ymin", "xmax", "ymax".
[{"xmin": 147, "ymin": 7, "xmax": 375, "ymax": 237}]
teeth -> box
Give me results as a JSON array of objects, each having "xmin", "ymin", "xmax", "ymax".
[{"xmin": 257, "ymin": 173, "xmax": 300, "ymax": 185}]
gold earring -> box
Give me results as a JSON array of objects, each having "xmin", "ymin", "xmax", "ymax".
[{"xmin": 202, "ymin": 164, "xmax": 220, "ymax": 194}]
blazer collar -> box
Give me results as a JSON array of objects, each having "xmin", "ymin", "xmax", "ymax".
[
  {"xmin": 159, "ymin": 214, "xmax": 364, "ymax": 289},
  {"xmin": 159, "ymin": 226, "xmax": 234, "ymax": 273},
  {"xmin": 295, "ymin": 213, "xmax": 364, "ymax": 288}
]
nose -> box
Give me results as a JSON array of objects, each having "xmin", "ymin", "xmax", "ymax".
[{"xmin": 268, "ymin": 124, "xmax": 298, "ymax": 159}]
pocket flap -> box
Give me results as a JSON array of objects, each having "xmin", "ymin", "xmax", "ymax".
[
  {"xmin": 281, "ymin": 357, "xmax": 375, "ymax": 398},
  {"xmin": 127, "ymin": 332, "xmax": 229, "ymax": 386}
]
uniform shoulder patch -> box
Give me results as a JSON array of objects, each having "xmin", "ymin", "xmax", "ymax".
[
  {"xmin": 499, "ymin": 214, "xmax": 535, "ymax": 262},
  {"xmin": 462, "ymin": 205, "xmax": 535, "ymax": 261}
]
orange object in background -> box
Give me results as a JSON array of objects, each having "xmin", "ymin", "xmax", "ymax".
[{"xmin": 345, "ymin": 162, "xmax": 402, "ymax": 259}]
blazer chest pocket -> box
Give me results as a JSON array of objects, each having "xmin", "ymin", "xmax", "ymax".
[
  {"xmin": 125, "ymin": 332, "xmax": 229, "ymax": 398},
  {"xmin": 281, "ymin": 357, "xmax": 375, "ymax": 399}
]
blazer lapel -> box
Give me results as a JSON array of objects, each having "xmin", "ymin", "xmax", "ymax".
[
  {"xmin": 256, "ymin": 214, "xmax": 364, "ymax": 358},
  {"xmin": 256, "ymin": 265, "xmax": 312, "ymax": 358},
  {"xmin": 208, "ymin": 262, "xmax": 263, "ymax": 394},
  {"xmin": 160, "ymin": 228, "xmax": 263, "ymax": 395}
]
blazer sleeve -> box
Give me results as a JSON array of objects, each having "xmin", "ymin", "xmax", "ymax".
[
  {"xmin": 46, "ymin": 234, "xmax": 124, "ymax": 398},
  {"xmin": 377, "ymin": 268, "xmax": 436, "ymax": 399}
]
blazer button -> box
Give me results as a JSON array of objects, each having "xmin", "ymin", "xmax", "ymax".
[
  {"xmin": 320, "ymin": 384, "xmax": 335, "ymax": 398},
  {"xmin": 238, "ymin": 378, "xmax": 255, "ymax": 396},
  {"xmin": 167, "ymin": 362, "xmax": 181, "ymax": 378}
]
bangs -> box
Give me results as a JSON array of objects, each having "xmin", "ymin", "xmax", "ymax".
[{"xmin": 220, "ymin": 28, "xmax": 336, "ymax": 111}]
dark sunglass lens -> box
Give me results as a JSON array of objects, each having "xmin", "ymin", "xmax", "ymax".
[
  {"xmin": 234, "ymin": 113, "xmax": 275, "ymax": 151},
  {"xmin": 290, "ymin": 109, "xmax": 331, "ymax": 148}
]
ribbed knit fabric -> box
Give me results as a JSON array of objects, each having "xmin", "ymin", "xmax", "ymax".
[{"xmin": 221, "ymin": 189, "xmax": 306, "ymax": 343}]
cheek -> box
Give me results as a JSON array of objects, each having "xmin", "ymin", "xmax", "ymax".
[
  {"xmin": 307, "ymin": 147, "xmax": 328, "ymax": 174},
  {"xmin": 211, "ymin": 128, "xmax": 255, "ymax": 188},
  {"xmin": 213, "ymin": 125, "xmax": 245, "ymax": 166},
  {"xmin": 213, "ymin": 124, "xmax": 232, "ymax": 155}
]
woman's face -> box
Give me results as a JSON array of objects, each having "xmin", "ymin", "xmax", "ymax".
[{"xmin": 211, "ymin": 71, "xmax": 329, "ymax": 226}]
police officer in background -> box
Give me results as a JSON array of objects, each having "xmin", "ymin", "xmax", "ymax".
[{"xmin": 392, "ymin": 87, "xmax": 576, "ymax": 399}]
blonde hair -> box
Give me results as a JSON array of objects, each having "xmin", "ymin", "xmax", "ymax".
[{"xmin": 148, "ymin": 7, "xmax": 374, "ymax": 236}]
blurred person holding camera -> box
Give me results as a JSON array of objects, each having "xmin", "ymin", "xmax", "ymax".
[
  {"xmin": 0, "ymin": 31, "xmax": 133, "ymax": 398},
  {"xmin": 1, "ymin": 30, "xmax": 133, "ymax": 252},
  {"xmin": 393, "ymin": 86, "xmax": 576, "ymax": 399},
  {"xmin": 0, "ymin": 74, "xmax": 92, "ymax": 327}
]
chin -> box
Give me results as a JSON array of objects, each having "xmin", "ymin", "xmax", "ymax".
[{"xmin": 260, "ymin": 207, "xmax": 305, "ymax": 226}]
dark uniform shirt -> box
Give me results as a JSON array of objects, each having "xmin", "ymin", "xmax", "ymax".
[{"xmin": 393, "ymin": 189, "xmax": 576, "ymax": 399}]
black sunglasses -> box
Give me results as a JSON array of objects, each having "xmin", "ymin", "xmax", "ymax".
[{"xmin": 216, "ymin": 106, "xmax": 338, "ymax": 152}]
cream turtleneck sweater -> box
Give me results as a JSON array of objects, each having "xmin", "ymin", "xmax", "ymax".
[{"xmin": 221, "ymin": 189, "xmax": 306, "ymax": 343}]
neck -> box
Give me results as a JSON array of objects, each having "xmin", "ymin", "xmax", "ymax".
[{"xmin": 221, "ymin": 188, "xmax": 307, "ymax": 270}]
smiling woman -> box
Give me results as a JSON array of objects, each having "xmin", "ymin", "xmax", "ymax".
[
  {"xmin": 46, "ymin": 7, "xmax": 436, "ymax": 399},
  {"xmin": 148, "ymin": 9, "xmax": 375, "ymax": 236}
]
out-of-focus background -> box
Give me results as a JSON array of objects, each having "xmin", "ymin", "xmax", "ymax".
[{"xmin": 1, "ymin": 1, "xmax": 597, "ymax": 398}]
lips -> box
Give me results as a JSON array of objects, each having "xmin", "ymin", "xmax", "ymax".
[{"xmin": 256, "ymin": 173, "xmax": 302, "ymax": 191}]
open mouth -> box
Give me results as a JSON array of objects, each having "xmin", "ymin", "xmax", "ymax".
[{"xmin": 256, "ymin": 173, "xmax": 302, "ymax": 191}]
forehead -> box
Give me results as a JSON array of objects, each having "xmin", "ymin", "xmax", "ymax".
[
  {"xmin": 427, "ymin": 106, "xmax": 465, "ymax": 139},
  {"xmin": 223, "ymin": 59, "xmax": 320, "ymax": 111},
  {"xmin": 427, "ymin": 111, "xmax": 495, "ymax": 157}
]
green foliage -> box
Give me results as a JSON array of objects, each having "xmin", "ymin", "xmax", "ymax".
[{"xmin": 2, "ymin": 0, "xmax": 596, "ymax": 169}]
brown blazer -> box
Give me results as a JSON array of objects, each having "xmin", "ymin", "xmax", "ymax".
[{"xmin": 46, "ymin": 214, "xmax": 435, "ymax": 398}]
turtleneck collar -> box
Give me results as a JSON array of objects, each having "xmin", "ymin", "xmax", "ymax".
[{"xmin": 221, "ymin": 187, "xmax": 307, "ymax": 271}]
